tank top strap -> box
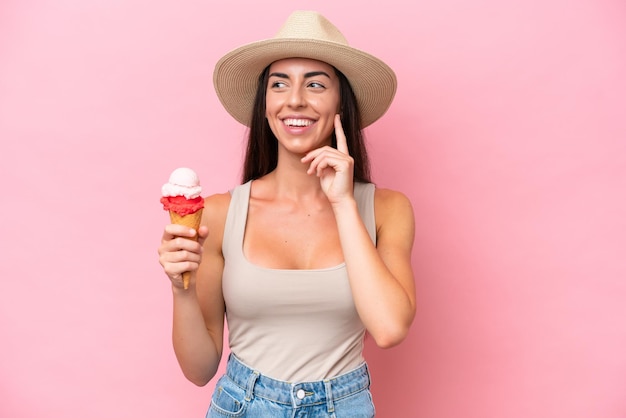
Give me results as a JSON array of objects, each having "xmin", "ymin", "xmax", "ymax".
[
  {"xmin": 354, "ymin": 182, "xmax": 377, "ymax": 245},
  {"xmin": 222, "ymin": 180, "xmax": 252, "ymax": 260}
]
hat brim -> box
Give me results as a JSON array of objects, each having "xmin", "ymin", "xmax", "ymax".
[{"xmin": 213, "ymin": 38, "xmax": 397, "ymax": 128}]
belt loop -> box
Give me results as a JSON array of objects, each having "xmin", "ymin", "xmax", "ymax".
[
  {"xmin": 324, "ymin": 379, "xmax": 334, "ymax": 414},
  {"xmin": 245, "ymin": 370, "xmax": 260, "ymax": 402}
]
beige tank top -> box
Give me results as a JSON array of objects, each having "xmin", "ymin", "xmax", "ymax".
[{"xmin": 221, "ymin": 180, "xmax": 376, "ymax": 382}]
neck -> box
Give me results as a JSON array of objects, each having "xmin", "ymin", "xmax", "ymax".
[{"xmin": 262, "ymin": 152, "xmax": 327, "ymax": 201}]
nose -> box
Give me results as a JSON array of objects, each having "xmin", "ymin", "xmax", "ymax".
[{"xmin": 287, "ymin": 86, "xmax": 306, "ymax": 108}]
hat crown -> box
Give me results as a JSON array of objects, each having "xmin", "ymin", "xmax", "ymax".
[{"xmin": 274, "ymin": 11, "xmax": 349, "ymax": 46}]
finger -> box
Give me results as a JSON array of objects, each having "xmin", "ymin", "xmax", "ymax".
[
  {"xmin": 160, "ymin": 250, "xmax": 201, "ymax": 269},
  {"xmin": 163, "ymin": 224, "xmax": 198, "ymax": 241},
  {"xmin": 300, "ymin": 146, "xmax": 326, "ymax": 164},
  {"xmin": 169, "ymin": 248, "xmax": 202, "ymax": 264},
  {"xmin": 159, "ymin": 250, "xmax": 198, "ymax": 274},
  {"xmin": 306, "ymin": 149, "xmax": 351, "ymax": 176},
  {"xmin": 304, "ymin": 149, "xmax": 330, "ymax": 175},
  {"xmin": 159, "ymin": 244, "xmax": 203, "ymax": 279},
  {"xmin": 197, "ymin": 225, "xmax": 209, "ymax": 238},
  {"xmin": 301, "ymin": 146, "xmax": 332, "ymax": 173},
  {"xmin": 197, "ymin": 226, "xmax": 209, "ymax": 247},
  {"xmin": 334, "ymin": 114, "xmax": 349, "ymax": 154},
  {"xmin": 159, "ymin": 236, "xmax": 203, "ymax": 259},
  {"xmin": 314, "ymin": 155, "xmax": 338, "ymax": 177},
  {"xmin": 174, "ymin": 235, "xmax": 203, "ymax": 250},
  {"xmin": 163, "ymin": 260, "xmax": 199, "ymax": 283}
]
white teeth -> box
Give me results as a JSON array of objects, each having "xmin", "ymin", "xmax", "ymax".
[{"xmin": 284, "ymin": 118, "xmax": 313, "ymax": 127}]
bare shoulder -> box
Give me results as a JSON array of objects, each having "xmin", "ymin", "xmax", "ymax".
[
  {"xmin": 374, "ymin": 187, "xmax": 412, "ymax": 205},
  {"xmin": 374, "ymin": 187, "xmax": 415, "ymax": 240},
  {"xmin": 201, "ymin": 191, "xmax": 232, "ymax": 249},
  {"xmin": 374, "ymin": 188, "xmax": 414, "ymax": 219},
  {"xmin": 203, "ymin": 191, "xmax": 231, "ymax": 221}
]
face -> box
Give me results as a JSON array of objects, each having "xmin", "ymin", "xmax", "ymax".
[{"xmin": 265, "ymin": 58, "xmax": 341, "ymax": 155}]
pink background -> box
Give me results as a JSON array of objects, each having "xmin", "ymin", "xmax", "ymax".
[{"xmin": 1, "ymin": 0, "xmax": 625, "ymax": 417}]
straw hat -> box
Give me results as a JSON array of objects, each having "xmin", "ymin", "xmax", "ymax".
[{"xmin": 213, "ymin": 11, "xmax": 397, "ymax": 128}]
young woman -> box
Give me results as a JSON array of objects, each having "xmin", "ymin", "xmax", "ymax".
[{"xmin": 158, "ymin": 11, "xmax": 416, "ymax": 417}]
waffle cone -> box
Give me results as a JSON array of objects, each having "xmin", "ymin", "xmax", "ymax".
[{"xmin": 169, "ymin": 209, "xmax": 203, "ymax": 289}]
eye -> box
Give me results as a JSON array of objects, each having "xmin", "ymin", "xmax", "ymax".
[
  {"xmin": 270, "ymin": 81, "xmax": 287, "ymax": 88},
  {"xmin": 308, "ymin": 82, "xmax": 325, "ymax": 89}
]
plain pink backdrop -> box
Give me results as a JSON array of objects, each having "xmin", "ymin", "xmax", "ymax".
[{"xmin": 1, "ymin": 0, "xmax": 625, "ymax": 417}]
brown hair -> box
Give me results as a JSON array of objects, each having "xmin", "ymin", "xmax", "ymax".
[{"xmin": 241, "ymin": 65, "xmax": 371, "ymax": 184}]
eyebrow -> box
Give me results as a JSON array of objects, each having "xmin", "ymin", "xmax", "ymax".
[{"xmin": 268, "ymin": 71, "xmax": 332, "ymax": 79}]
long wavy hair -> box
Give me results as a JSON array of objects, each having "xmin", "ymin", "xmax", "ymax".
[{"xmin": 241, "ymin": 65, "xmax": 371, "ymax": 184}]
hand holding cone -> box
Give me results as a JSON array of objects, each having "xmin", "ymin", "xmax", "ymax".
[{"xmin": 160, "ymin": 168, "xmax": 205, "ymax": 289}]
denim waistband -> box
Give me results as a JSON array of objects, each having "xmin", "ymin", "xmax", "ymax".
[{"xmin": 225, "ymin": 354, "xmax": 371, "ymax": 408}]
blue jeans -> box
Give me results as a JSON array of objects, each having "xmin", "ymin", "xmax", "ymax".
[{"xmin": 206, "ymin": 354, "xmax": 375, "ymax": 417}]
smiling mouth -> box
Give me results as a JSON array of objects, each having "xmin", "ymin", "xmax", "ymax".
[{"xmin": 283, "ymin": 118, "xmax": 315, "ymax": 127}]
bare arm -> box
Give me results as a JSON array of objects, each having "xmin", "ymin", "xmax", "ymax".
[
  {"xmin": 158, "ymin": 192, "xmax": 230, "ymax": 385},
  {"xmin": 333, "ymin": 188, "xmax": 416, "ymax": 348},
  {"xmin": 302, "ymin": 115, "xmax": 416, "ymax": 348}
]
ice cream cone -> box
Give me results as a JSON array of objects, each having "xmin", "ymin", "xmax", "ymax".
[
  {"xmin": 161, "ymin": 167, "xmax": 205, "ymax": 290},
  {"xmin": 169, "ymin": 208, "xmax": 204, "ymax": 289}
]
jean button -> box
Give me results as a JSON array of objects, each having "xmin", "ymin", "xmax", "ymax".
[{"xmin": 296, "ymin": 389, "xmax": 305, "ymax": 399}]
